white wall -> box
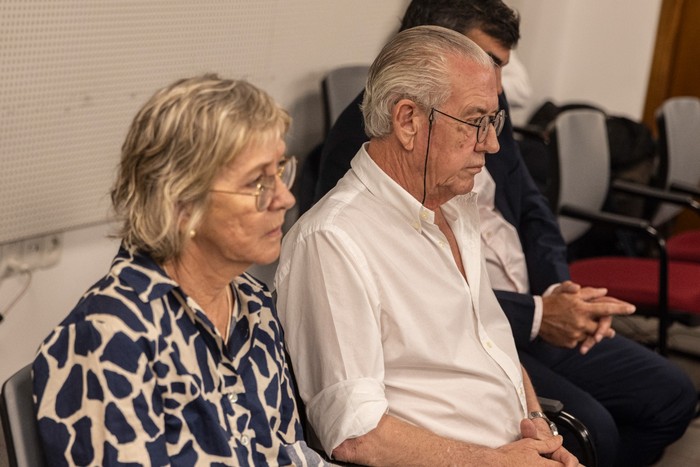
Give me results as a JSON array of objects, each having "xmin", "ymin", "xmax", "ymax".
[
  {"xmin": 508, "ymin": 0, "xmax": 662, "ymax": 120},
  {"xmin": 0, "ymin": 1, "xmax": 663, "ymax": 383},
  {"xmin": 0, "ymin": 223, "xmax": 120, "ymax": 379},
  {"xmin": 0, "ymin": 0, "xmax": 410, "ymax": 382},
  {"xmin": 1, "ymin": 0, "xmax": 410, "ymax": 246}
]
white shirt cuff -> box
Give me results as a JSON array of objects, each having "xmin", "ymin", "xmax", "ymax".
[
  {"xmin": 531, "ymin": 283, "xmax": 561, "ymax": 340},
  {"xmin": 531, "ymin": 295, "xmax": 543, "ymax": 340}
]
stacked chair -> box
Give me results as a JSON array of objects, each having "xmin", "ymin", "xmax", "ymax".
[
  {"xmin": 550, "ymin": 106, "xmax": 700, "ymax": 356},
  {"xmin": 653, "ymin": 97, "xmax": 700, "ymax": 262}
]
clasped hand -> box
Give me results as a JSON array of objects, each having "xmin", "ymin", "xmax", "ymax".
[
  {"xmin": 539, "ymin": 281, "xmax": 635, "ymax": 354},
  {"xmin": 496, "ymin": 417, "xmax": 581, "ymax": 466}
]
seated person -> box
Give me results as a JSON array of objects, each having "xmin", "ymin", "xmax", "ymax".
[
  {"xmin": 277, "ymin": 25, "xmax": 579, "ymax": 466},
  {"xmin": 500, "ymin": 50, "xmax": 532, "ymax": 126},
  {"xmin": 310, "ymin": 1, "xmax": 698, "ymax": 465},
  {"xmin": 32, "ymin": 75, "xmax": 329, "ymax": 466}
]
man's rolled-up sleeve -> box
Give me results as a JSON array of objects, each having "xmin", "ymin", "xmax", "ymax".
[
  {"xmin": 276, "ymin": 225, "xmax": 388, "ymax": 455},
  {"xmin": 308, "ymin": 378, "xmax": 387, "ymax": 456}
]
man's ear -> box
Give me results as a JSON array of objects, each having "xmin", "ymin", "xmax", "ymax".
[{"xmin": 393, "ymin": 98, "xmax": 421, "ymax": 151}]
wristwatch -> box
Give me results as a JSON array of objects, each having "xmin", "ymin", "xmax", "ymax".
[{"xmin": 529, "ymin": 411, "xmax": 559, "ymax": 436}]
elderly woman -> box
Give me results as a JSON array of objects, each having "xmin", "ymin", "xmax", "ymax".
[{"xmin": 32, "ymin": 75, "xmax": 327, "ymax": 466}]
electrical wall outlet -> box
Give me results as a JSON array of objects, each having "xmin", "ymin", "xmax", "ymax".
[{"xmin": 0, "ymin": 233, "xmax": 63, "ymax": 280}]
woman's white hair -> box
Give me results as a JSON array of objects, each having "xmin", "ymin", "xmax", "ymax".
[
  {"xmin": 362, "ymin": 25, "xmax": 495, "ymax": 138},
  {"xmin": 111, "ymin": 74, "xmax": 290, "ymax": 262}
]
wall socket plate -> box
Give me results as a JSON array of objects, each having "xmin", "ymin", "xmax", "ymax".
[{"xmin": 0, "ymin": 233, "xmax": 63, "ymax": 280}]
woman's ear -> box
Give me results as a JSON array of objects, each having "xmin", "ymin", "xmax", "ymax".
[
  {"xmin": 393, "ymin": 99, "xmax": 420, "ymax": 151},
  {"xmin": 177, "ymin": 203, "xmax": 194, "ymax": 236}
]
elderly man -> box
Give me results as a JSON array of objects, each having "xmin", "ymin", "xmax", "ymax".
[
  {"xmin": 277, "ymin": 25, "xmax": 578, "ymax": 466},
  {"xmin": 308, "ymin": 1, "xmax": 698, "ymax": 465}
]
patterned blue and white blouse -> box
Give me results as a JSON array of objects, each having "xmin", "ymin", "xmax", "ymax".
[{"xmin": 33, "ymin": 245, "xmax": 325, "ymax": 466}]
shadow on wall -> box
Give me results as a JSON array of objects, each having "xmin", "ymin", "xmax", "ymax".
[{"xmin": 283, "ymin": 75, "xmax": 327, "ymax": 229}]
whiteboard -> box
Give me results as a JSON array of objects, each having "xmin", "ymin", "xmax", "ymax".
[{"xmin": 0, "ymin": 0, "xmax": 408, "ymax": 243}]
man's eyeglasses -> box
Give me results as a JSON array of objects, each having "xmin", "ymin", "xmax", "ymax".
[
  {"xmin": 431, "ymin": 108, "xmax": 506, "ymax": 143},
  {"xmin": 419, "ymin": 107, "xmax": 506, "ymax": 206},
  {"xmin": 210, "ymin": 156, "xmax": 297, "ymax": 211}
]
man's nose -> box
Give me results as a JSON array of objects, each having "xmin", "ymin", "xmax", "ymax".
[{"xmin": 478, "ymin": 124, "xmax": 500, "ymax": 154}]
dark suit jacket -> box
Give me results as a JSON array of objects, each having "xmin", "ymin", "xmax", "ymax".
[{"xmin": 313, "ymin": 92, "xmax": 570, "ymax": 348}]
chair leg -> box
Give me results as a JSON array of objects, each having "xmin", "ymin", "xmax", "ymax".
[{"xmin": 657, "ymin": 239, "xmax": 670, "ymax": 356}]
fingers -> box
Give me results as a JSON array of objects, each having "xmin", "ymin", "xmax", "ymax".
[
  {"xmin": 580, "ymin": 316, "xmax": 615, "ymax": 354},
  {"xmin": 553, "ymin": 280, "xmax": 580, "ymax": 294},
  {"xmin": 540, "ymin": 287, "xmax": 630, "ymax": 350},
  {"xmin": 538, "ymin": 324, "xmax": 582, "ymax": 349},
  {"xmin": 538, "ymin": 436, "xmax": 565, "ymax": 457},
  {"xmin": 578, "ymin": 330, "xmax": 615, "ymax": 355},
  {"xmin": 500, "ymin": 437, "xmax": 570, "ymax": 466},
  {"xmin": 593, "ymin": 316, "xmax": 615, "ymax": 341},
  {"xmin": 518, "ymin": 420, "xmax": 576, "ymax": 465},
  {"xmin": 521, "ymin": 417, "xmax": 561, "ymax": 442},
  {"xmin": 550, "ymin": 445, "xmax": 581, "ymax": 467},
  {"xmin": 579, "ymin": 335, "xmax": 597, "ymax": 355},
  {"xmin": 582, "ymin": 315, "xmax": 613, "ymax": 339},
  {"xmin": 590, "ymin": 295, "xmax": 633, "ymax": 307},
  {"xmin": 577, "ymin": 286, "xmax": 608, "ymax": 301},
  {"xmin": 576, "ymin": 288, "xmax": 636, "ymax": 316},
  {"xmin": 585, "ymin": 300, "xmax": 636, "ymax": 318},
  {"xmin": 520, "ymin": 418, "xmax": 539, "ymax": 439}
]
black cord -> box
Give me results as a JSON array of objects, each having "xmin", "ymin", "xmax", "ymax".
[
  {"xmin": 421, "ymin": 110, "xmax": 434, "ymax": 206},
  {"xmin": 0, "ymin": 268, "xmax": 33, "ymax": 323}
]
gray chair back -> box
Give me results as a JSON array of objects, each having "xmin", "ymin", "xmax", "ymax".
[
  {"xmin": 0, "ymin": 364, "xmax": 46, "ymax": 467},
  {"xmin": 653, "ymin": 96, "xmax": 700, "ymax": 226},
  {"xmin": 322, "ymin": 65, "xmax": 369, "ymax": 130},
  {"xmin": 555, "ymin": 108, "xmax": 611, "ymax": 243}
]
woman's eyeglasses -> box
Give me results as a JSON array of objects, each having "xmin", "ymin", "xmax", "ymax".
[{"xmin": 210, "ymin": 156, "xmax": 297, "ymax": 211}]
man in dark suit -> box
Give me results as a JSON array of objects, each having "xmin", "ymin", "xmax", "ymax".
[{"xmin": 310, "ymin": 1, "xmax": 697, "ymax": 465}]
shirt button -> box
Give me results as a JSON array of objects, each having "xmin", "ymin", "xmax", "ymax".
[
  {"xmin": 420, "ymin": 211, "xmax": 429, "ymax": 220},
  {"xmin": 228, "ymin": 393, "xmax": 238, "ymax": 403},
  {"xmin": 241, "ymin": 435, "xmax": 249, "ymax": 446}
]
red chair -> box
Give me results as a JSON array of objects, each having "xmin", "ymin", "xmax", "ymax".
[
  {"xmin": 667, "ymin": 230, "xmax": 700, "ymax": 262},
  {"xmin": 552, "ymin": 108, "xmax": 700, "ymax": 355}
]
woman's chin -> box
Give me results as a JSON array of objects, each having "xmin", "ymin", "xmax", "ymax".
[{"xmin": 254, "ymin": 248, "xmax": 281, "ymax": 266}]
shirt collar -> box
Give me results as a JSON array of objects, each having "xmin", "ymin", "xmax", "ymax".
[
  {"xmin": 113, "ymin": 243, "xmax": 266, "ymax": 305},
  {"xmin": 350, "ymin": 143, "xmax": 478, "ymax": 232},
  {"xmin": 113, "ymin": 244, "xmax": 176, "ymax": 304}
]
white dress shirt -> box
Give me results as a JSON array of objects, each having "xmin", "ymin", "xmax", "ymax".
[
  {"xmin": 501, "ymin": 51, "xmax": 533, "ymax": 126},
  {"xmin": 473, "ymin": 169, "xmax": 545, "ymax": 339},
  {"xmin": 276, "ymin": 144, "xmax": 527, "ymax": 456}
]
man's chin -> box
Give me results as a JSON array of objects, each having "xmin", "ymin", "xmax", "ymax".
[{"xmin": 450, "ymin": 182, "xmax": 476, "ymax": 197}]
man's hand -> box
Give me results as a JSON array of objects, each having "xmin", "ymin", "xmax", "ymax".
[
  {"xmin": 539, "ymin": 281, "xmax": 635, "ymax": 354},
  {"xmin": 332, "ymin": 413, "xmax": 582, "ymax": 466},
  {"xmin": 511, "ymin": 418, "xmax": 580, "ymax": 466}
]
